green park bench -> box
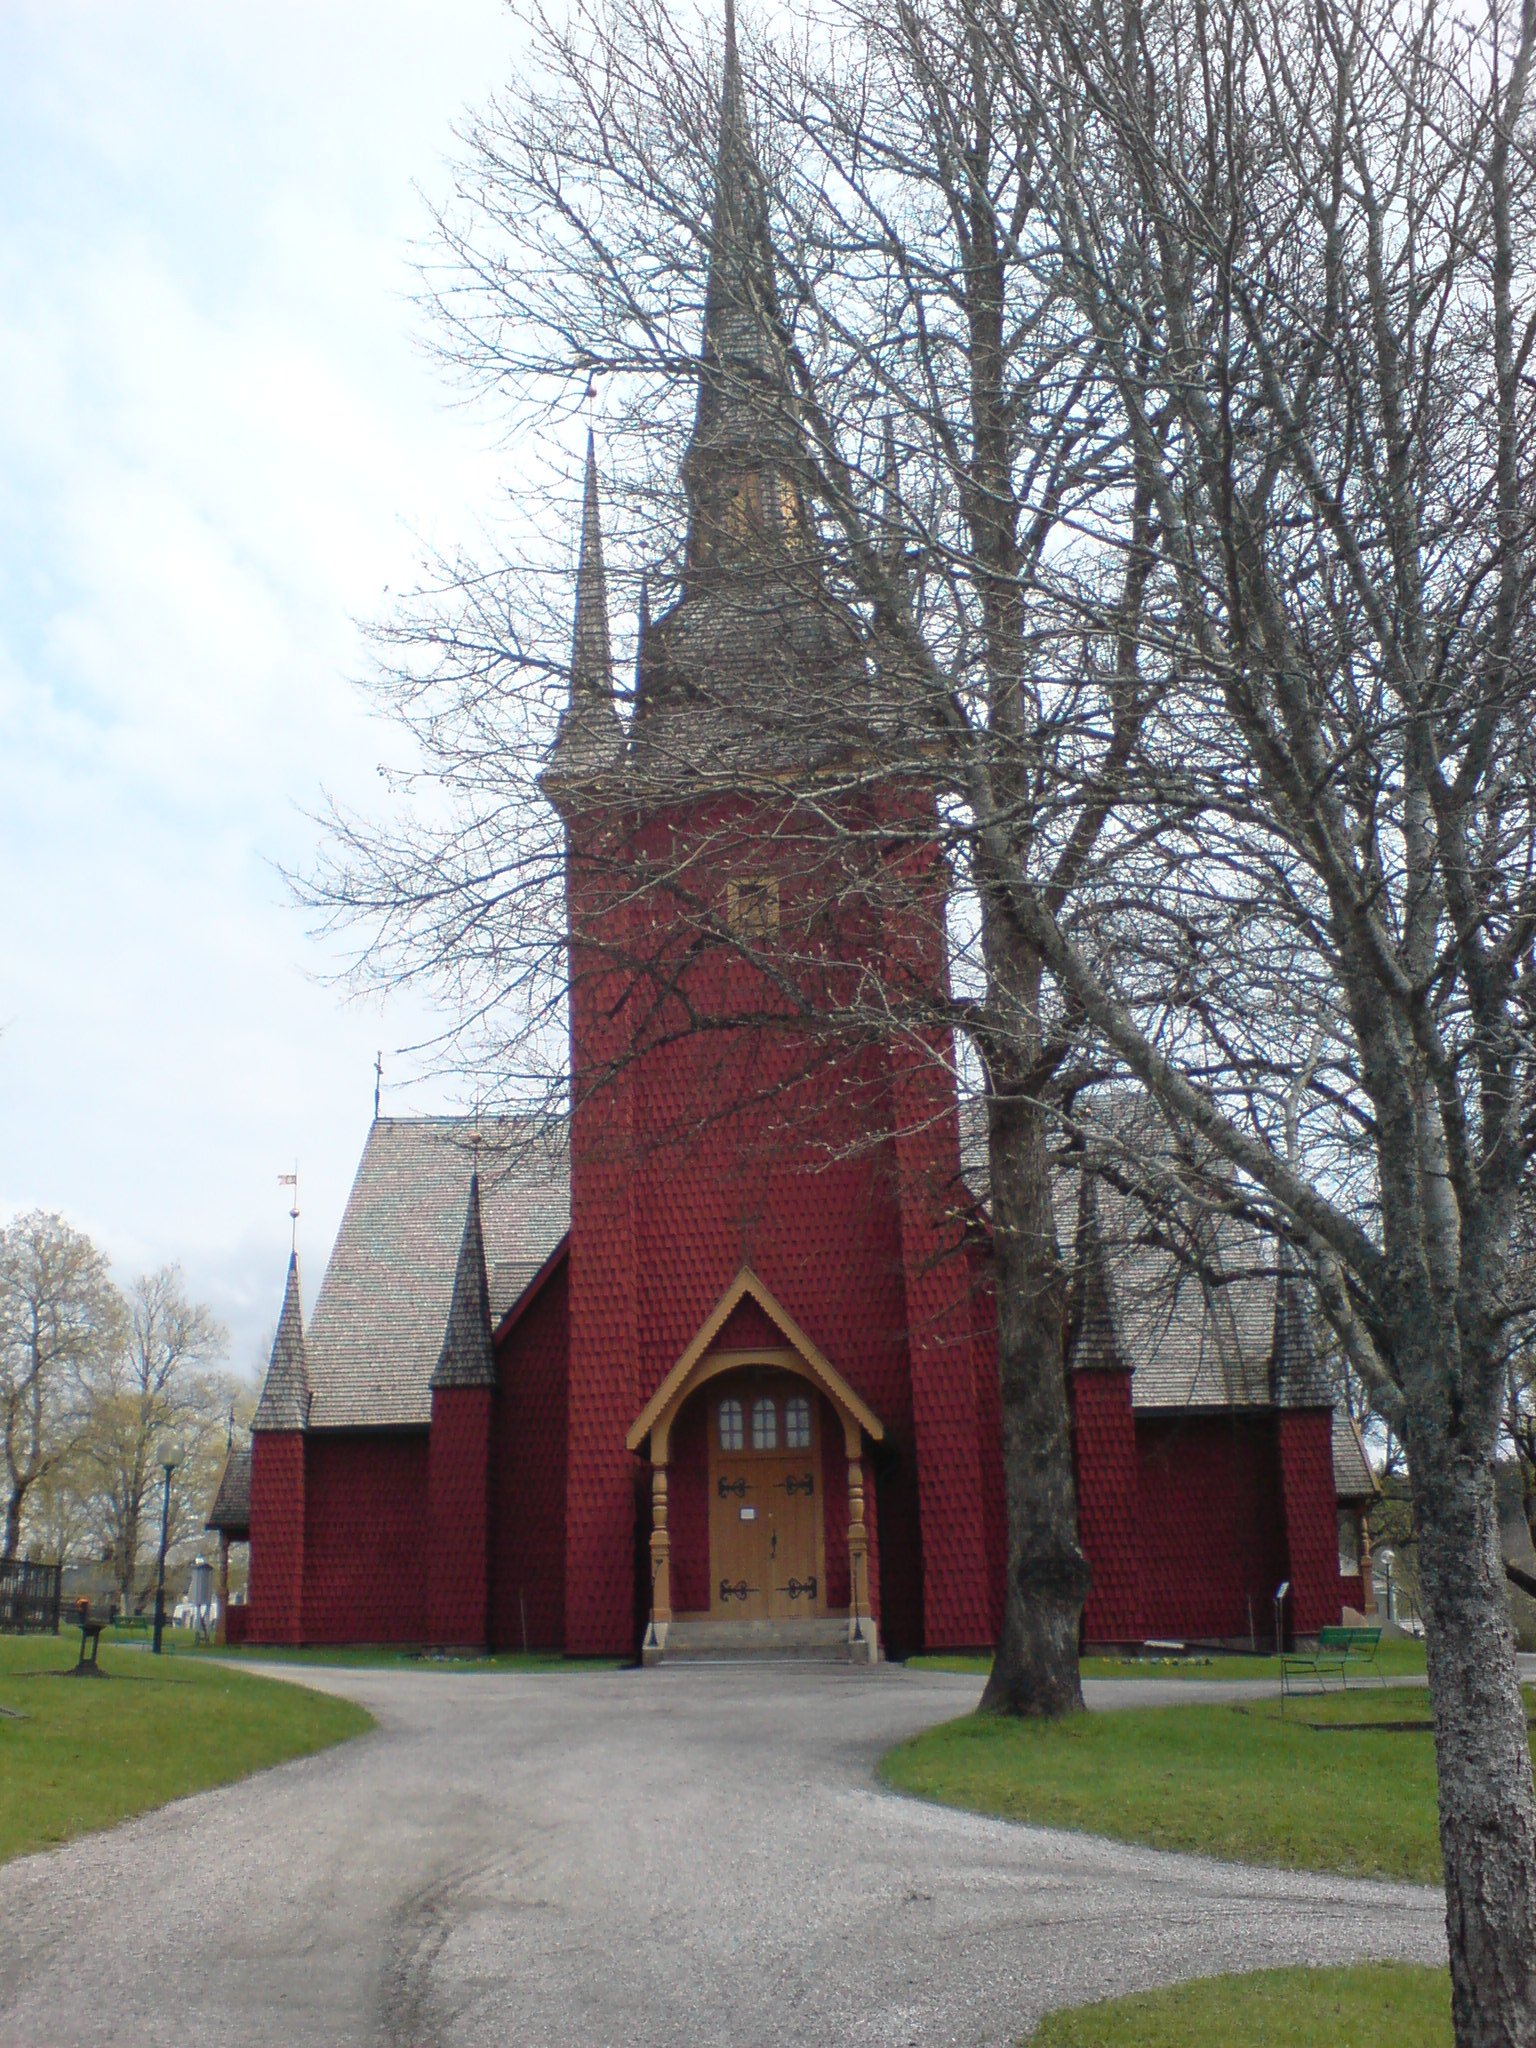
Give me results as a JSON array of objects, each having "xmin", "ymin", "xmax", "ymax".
[{"xmin": 1281, "ymin": 1623, "xmax": 1384, "ymax": 1698}]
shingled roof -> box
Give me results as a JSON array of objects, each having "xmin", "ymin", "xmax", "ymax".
[
  {"xmin": 544, "ymin": 435, "xmax": 626, "ymax": 795},
  {"xmin": 1070, "ymin": 1171, "xmax": 1124, "ymax": 1372},
  {"xmin": 252, "ymin": 1253, "xmax": 311, "ymax": 1432},
  {"xmin": 205, "ymin": 1444, "xmax": 251, "ymax": 1535},
  {"xmin": 429, "ymin": 1172, "xmax": 498, "ymax": 1392},
  {"xmin": 304, "ymin": 1117, "xmax": 569, "ymax": 1429},
  {"xmin": 1332, "ymin": 1410, "xmax": 1378, "ymax": 1503},
  {"xmin": 962, "ymin": 1096, "xmax": 1364, "ymax": 1437}
]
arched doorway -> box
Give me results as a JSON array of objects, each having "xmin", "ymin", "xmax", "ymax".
[{"xmin": 626, "ymin": 1269, "xmax": 884, "ymax": 1661}]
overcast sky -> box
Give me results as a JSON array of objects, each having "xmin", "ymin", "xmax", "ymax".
[{"xmin": 0, "ymin": 3, "xmax": 531, "ymax": 1383}]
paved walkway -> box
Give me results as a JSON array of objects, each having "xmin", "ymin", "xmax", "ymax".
[{"xmin": 0, "ymin": 1663, "xmax": 1445, "ymax": 2048}]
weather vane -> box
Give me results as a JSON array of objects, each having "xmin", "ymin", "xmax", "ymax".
[
  {"xmin": 277, "ymin": 1163, "xmax": 299, "ymax": 1252},
  {"xmin": 374, "ymin": 1050, "xmax": 383, "ymax": 1121}
]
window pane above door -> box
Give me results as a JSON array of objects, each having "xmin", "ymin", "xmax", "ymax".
[{"xmin": 751, "ymin": 1397, "xmax": 778, "ymax": 1450}]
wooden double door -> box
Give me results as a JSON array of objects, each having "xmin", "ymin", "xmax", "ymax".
[{"xmin": 706, "ymin": 1370, "xmax": 826, "ymax": 1620}]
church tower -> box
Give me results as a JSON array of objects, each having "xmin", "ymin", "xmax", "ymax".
[{"xmin": 549, "ymin": 0, "xmax": 991, "ymax": 1658}]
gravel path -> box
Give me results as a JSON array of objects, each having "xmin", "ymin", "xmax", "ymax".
[{"xmin": 0, "ymin": 1661, "xmax": 1446, "ymax": 2047}]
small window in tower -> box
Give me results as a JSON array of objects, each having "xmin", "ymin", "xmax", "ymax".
[
  {"xmin": 784, "ymin": 1395, "xmax": 811, "ymax": 1449},
  {"xmin": 1338, "ymin": 1509, "xmax": 1360, "ymax": 1576},
  {"xmin": 751, "ymin": 1397, "xmax": 778, "ymax": 1451},
  {"xmin": 718, "ymin": 1397, "xmax": 744, "ymax": 1452},
  {"xmin": 728, "ymin": 877, "xmax": 779, "ymax": 944}
]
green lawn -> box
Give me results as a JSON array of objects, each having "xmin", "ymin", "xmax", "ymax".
[
  {"xmin": 0, "ymin": 1631, "xmax": 372, "ymax": 1865},
  {"xmin": 881, "ymin": 1686, "xmax": 1536, "ymax": 1884},
  {"xmin": 1027, "ymin": 1965, "xmax": 1451, "ymax": 2046},
  {"xmin": 197, "ymin": 1643, "xmax": 621, "ymax": 1673},
  {"xmin": 907, "ymin": 1643, "xmax": 1430, "ymax": 1681}
]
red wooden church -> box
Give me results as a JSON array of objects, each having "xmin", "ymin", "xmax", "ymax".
[{"xmin": 237, "ymin": 13, "xmax": 1370, "ymax": 1661}]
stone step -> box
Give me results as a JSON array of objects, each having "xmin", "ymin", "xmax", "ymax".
[{"xmin": 659, "ymin": 1616, "xmax": 867, "ymax": 1663}]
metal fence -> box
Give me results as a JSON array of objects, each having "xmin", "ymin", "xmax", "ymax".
[{"xmin": 0, "ymin": 1560, "xmax": 62, "ymax": 1634}]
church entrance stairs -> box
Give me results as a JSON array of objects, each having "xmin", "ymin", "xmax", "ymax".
[{"xmin": 656, "ymin": 1615, "xmax": 873, "ymax": 1663}]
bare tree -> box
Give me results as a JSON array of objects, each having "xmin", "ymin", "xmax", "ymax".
[
  {"xmin": 0, "ymin": 1212, "xmax": 120, "ymax": 1560},
  {"xmin": 1506, "ymin": 1340, "xmax": 1536, "ymax": 1595},
  {"xmin": 943, "ymin": 0, "xmax": 1536, "ymax": 2031}
]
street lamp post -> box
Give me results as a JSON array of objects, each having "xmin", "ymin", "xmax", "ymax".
[{"xmin": 152, "ymin": 1442, "xmax": 181, "ymax": 1656}]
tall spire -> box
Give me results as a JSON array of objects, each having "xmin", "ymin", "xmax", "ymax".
[
  {"xmin": 544, "ymin": 434, "xmax": 624, "ymax": 790},
  {"xmin": 252, "ymin": 1252, "xmax": 311, "ymax": 1431},
  {"xmin": 682, "ymin": 0, "xmax": 807, "ymax": 569},
  {"xmin": 431, "ymin": 1172, "xmax": 497, "ymax": 1391}
]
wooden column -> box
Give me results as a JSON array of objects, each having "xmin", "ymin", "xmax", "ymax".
[
  {"xmin": 647, "ymin": 1463, "xmax": 671, "ymax": 1655},
  {"xmin": 215, "ymin": 1533, "xmax": 230, "ymax": 1647},
  {"xmin": 847, "ymin": 1449, "xmax": 870, "ymax": 1651}
]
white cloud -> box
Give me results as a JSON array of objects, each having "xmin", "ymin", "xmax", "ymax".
[{"xmin": 0, "ymin": 1, "xmax": 530, "ymax": 1376}]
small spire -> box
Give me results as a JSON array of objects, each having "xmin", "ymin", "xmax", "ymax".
[
  {"xmin": 571, "ymin": 431, "xmax": 613, "ymax": 699},
  {"xmin": 876, "ymin": 414, "xmax": 912, "ymax": 616},
  {"xmin": 633, "ymin": 568, "xmax": 655, "ymax": 711},
  {"xmin": 880, "ymin": 414, "xmax": 901, "ymax": 526},
  {"xmin": 252, "ymin": 1252, "xmax": 311, "ymax": 1431},
  {"xmin": 543, "ymin": 436, "xmax": 624, "ymax": 792},
  {"xmin": 1270, "ymin": 1241, "xmax": 1330, "ymax": 1407},
  {"xmin": 430, "ymin": 1171, "xmax": 498, "ymax": 1391},
  {"xmin": 1069, "ymin": 1170, "xmax": 1126, "ymax": 1372}
]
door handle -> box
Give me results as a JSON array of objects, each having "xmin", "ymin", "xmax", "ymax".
[{"xmin": 770, "ymin": 1530, "xmax": 778, "ymax": 1558}]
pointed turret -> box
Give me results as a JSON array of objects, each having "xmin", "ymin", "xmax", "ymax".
[
  {"xmin": 430, "ymin": 1172, "xmax": 497, "ymax": 1390},
  {"xmin": 632, "ymin": 568, "xmax": 657, "ymax": 714},
  {"xmin": 1270, "ymin": 1241, "xmax": 1331, "ymax": 1406},
  {"xmin": 681, "ymin": 0, "xmax": 808, "ymax": 570},
  {"xmin": 1070, "ymin": 1170, "xmax": 1125, "ymax": 1371},
  {"xmin": 252, "ymin": 1253, "xmax": 311, "ymax": 1432},
  {"xmin": 544, "ymin": 434, "xmax": 624, "ymax": 791},
  {"xmin": 875, "ymin": 414, "xmax": 913, "ymax": 622}
]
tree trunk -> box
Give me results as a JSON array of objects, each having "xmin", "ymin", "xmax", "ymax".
[
  {"xmin": 979, "ymin": 1016, "xmax": 1089, "ymax": 1717},
  {"xmin": 3, "ymin": 1487, "xmax": 22, "ymax": 1562},
  {"xmin": 1410, "ymin": 1416, "xmax": 1536, "ymax": 2047}
]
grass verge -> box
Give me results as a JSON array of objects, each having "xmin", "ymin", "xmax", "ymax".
[
  {"xmin": 906, "ymin": 1643, "xmax": 1430, "ymax": 1681},
  {"xmin": 880, "ymin": 1686, "xmax": 1536, "ymax": 1884},
  {"xmin": 1026, "ymin": 1964, "xmax": 1451, "ymax": 2046},
  {"xmin": 0, "ymin": 1631, "xmax": 371, "ymax": 1865},
  {"xmin": 196, "ymin": 1644, "xmax": 622, "ymax": 1673}
]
